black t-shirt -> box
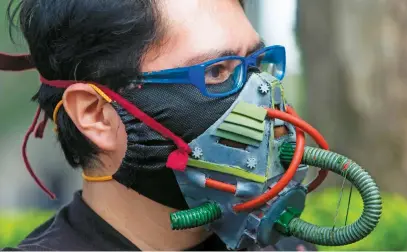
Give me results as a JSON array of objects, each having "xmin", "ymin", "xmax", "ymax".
[{"xmin": 1, "ymin": 191, "xmax": 317, "ymax": 251}]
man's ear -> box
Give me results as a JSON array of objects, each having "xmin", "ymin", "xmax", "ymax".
[{"xmin": 62, "ymin": 83, "xmax": 121, "ymax": 152}]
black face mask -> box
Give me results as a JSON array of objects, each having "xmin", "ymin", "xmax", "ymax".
[{"xmin": 111, "ymin": 76, "xmax": 244, "ymax": 209}]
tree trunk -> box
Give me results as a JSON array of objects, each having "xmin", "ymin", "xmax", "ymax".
[{"xmin": 297, "ymin": 0, "xmax": 407, "ymax": 196}]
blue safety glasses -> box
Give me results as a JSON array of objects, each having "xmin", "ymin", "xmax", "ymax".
[{"xmin": 139, "ymin": 45, "xmax": 286, "ymax": 98}]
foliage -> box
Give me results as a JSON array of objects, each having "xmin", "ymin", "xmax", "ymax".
[
  {"xmin": 301, "ymin": 188, "xmax": 407, "ymax": 251},
  {"xmin": 1, "ymin": 188, "xmax": 407, "ymax": 250},
  {"xmin": 0, "ymin": 210, "xmax": 54, "ymax": 248}
]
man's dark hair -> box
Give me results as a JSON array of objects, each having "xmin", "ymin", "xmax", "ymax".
[
  {"xmin": 7, "ymin": 0, "xmax": 245, "ymax": 170},
  {"xmin": 7, "ymin": 0, "xmax": 163, "ymax": 169}
]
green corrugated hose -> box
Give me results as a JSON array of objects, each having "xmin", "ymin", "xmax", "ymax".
[
  {"xmin": 170, "ymin": 201, "xmax": 222, "ymax": 230},
  {"xmin": 279, "ymin": 143, "xmax": 382, "ymax": 246}
]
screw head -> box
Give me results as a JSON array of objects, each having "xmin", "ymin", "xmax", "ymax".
[
  {"xmin": 259, "ymin": 83, "xmax": 270, "ymax": 94},
  {"xmin": 192, "ymin": 147, "xmax": 203, "ymax": 159},
  {"xmin": 246, "ymin": 157, "xmax": 257, "ymax": 169}
]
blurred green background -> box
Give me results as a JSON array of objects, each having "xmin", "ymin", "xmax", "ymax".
[{"xmin": 1, "ymin": 0, "xmax": 407, "ymax": 250}]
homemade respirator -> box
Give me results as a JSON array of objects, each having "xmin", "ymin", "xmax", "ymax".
[{"xmin": 0, "ymin": 48, "xmax": 382, "ymax": 250}]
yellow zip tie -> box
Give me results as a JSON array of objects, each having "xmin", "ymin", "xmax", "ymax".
[
  {"xmin": 53, "ymin": 100, "xmax": 64, "ymax": 132},
  {"xmin": 52, "ymin": 84, "xmax": 112, "ymax": 132},
  {"xmin": 88, "ymin": 84, "xmax": 112, "ymax": 103},
  {"xmin": 82, "ymin": 172, "xmax": 113, "ymax": 182}
]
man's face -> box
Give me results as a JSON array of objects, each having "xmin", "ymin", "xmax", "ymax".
[
  {"xmin": 142, "ymin": 0, "xmax": 261, "ymax": 72},
  {"xmin": 62, "ymin": 0, "xmax": 263, "ymax": 176}
]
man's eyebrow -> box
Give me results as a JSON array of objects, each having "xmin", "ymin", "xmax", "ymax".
[
  {"xmin": 247, "ymin": 40, "xmax": 266, "ymax": 56},
  {"xmin": 182, "ymin": 50, "xmax": 237, "ymax": 67},
  {"xmin": 181, "ymin": 40, "xmax": 266, "ymax": 67}
]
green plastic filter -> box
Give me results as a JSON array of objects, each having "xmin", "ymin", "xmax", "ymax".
[
  {"xmin": 278, "ymin": 142, "xmax": 382, "ymax": 246},
  {"xmin": 213, "ymin": 101, "xmax": 267, "ymax": 146},
  {"xmin": 170, "ymin": 202, "xmax": 222, "ymax": 230}
]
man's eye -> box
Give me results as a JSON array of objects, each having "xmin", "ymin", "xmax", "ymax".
[
  {"xmin": 205, "ymin": 64, "xmax": 230, "ymax": 84},
  {"xmin": 208, "ymin": 65, "xmax": 222, "ymax": 78}
]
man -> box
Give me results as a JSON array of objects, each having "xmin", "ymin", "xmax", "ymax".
[{"xmin": 2, "ymin": 0, "xmax": 317, "ymax": 250}]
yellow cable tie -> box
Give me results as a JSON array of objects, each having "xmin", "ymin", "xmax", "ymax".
[
  {"xmin": 52, "ymin": 100, "xmax": 64, "ymax": 132},
  {"xmin": 88, "ymin": 84, "xmax": 112, "ymax": 103},
  {"xmin": 82, "ymin": 172, "xmax": 113, "ymax": 182}
]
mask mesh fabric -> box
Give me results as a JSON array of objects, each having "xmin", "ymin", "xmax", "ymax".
[{"xmin": 111, "ymin": 75, "xmax": 248, "ymax": 209}]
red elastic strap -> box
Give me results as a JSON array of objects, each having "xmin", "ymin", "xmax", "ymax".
[
  {"xmin": 0, "ymin": 53, "xmax": 55, "ymax": 199},
  {"xmin": 0, "ymin": 53, "xmax": 34, "ymax": 71},
  {"xmin": 22, "ymin": 106, "xmax": 56, "ymax": 199},
  {"xmin": 99, "ymin": 86, "xmax": 191, "ymax": 171},
  {"xmin": 39, "ymin": 76, "xmax": 91, "ymax": 88},
  {"xmin": 39, "ymin": 77, "xmax": 191, "ymax": 171},
  {"xmin": 35, "ymin": 112, "xmax": 49, "ymax": 139},
  {"xmin": 2, "ymin": 51, "xmax": 191, "ymax": 201}
]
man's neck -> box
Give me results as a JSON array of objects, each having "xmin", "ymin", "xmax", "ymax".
[{"xmin": 82, "ymin": 180, "xmax": 212, "ymax": 250}]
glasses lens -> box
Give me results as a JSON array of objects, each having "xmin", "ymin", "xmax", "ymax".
[
  {"xmin": 204, "ymin": 59, "xmax": 244, "ymax": 95},
  {"xmin": 256, "ymin": 49, "xmax": 285, "ymax": 80}
]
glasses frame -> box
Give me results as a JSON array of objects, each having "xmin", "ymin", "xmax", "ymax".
[{"xmin": 139, "ymin": 45, "xmax": 286, "ymax": 98}]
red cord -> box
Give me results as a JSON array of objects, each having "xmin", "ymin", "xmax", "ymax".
[
  {"xmin": 205, "ymin": 178, "xmax": 237, "ymax": 194},
  {"xmin": 307, "ymin": 169, "xmax": 329, "ymax": 193},
  {"xmin": 233, "ymin": 107, "xmax": 330, "ymax": 212},
  {"xmin": 205, "ymin": 106, "xmax": 330, "ymax": 212},
  {"xmin": 232, "ymin": 122, "xmax": 305, "ymax": 212},
  {"xmin": 0, "ymin": 53, "xmax": 34, "ymax": 71},
  {"xmin": 22, "ymin": 107, "xmax": 56, "ymax": 199},
  {"xmin": 269, "ymin": 107, "xmax": 329, "ymax": 150},
  {"xmin": 205, "ymin": 107, "xmax": 305, "ymax": 211},
  {"xmin": 34, "ymin": 112, "xmax": 48, "ymax": 138},
  {"xmin": 37, "ymin": 76, "xmax": 192, "ymax": 172},
  {"xmin": 285, "ymin": 107, "xmax": 329, "ymax": 193}
]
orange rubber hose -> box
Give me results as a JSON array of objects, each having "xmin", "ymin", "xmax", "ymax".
[
  {"xmin": 205, "ymin": 178, "xmax": 237, "ymax": 194},
  {"xmin": 233, "ymin": 107, "xmax": 329, "ymax": 212},
  {"xmin": 285, "ymin": 107, "xmax": 329, "ymax": 193},
  {"xmin": 232, "ymin": 127, "xmax": 305, "ymax": 212},
  {"xmin": 204, "ymin": 106, "xmax": 330, "ymax": 212}
]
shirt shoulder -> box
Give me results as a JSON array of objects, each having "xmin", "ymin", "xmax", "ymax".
[
  {"xmin": 8, "ymin": 191, "xmax": 139, "ymax": 251},
  {"xmin": 15, "ymin": 209, "xmax": 91, "ymax": 251},
  {"xmin": 1, "ymin": 244, "xmax": 53, "ymax": 251}
]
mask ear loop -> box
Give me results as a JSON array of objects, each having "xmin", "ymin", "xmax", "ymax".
[{"xmin": 52, "ymin": 84, "xmax": 115, "ymax": 182}]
